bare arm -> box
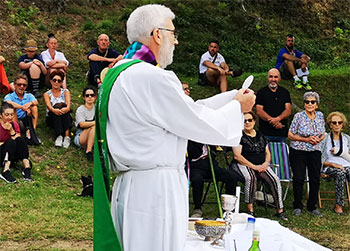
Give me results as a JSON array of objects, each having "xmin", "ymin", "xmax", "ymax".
[
  {"xmin": 79, "ymin": 121, "xmax": 95, "ymax": 129},
  {"xmin": 19, "ymin": 61, "xmax": 33, "ymax": 70},
  {"xmin": 0, "ymin": 56, "xmax": 5, "ymax": 64},
  {"xmin": 323, "ymin": 161, "xmax": 344, "ymax": 170},
  {"xmin": 233, "ymin": 145, "xmax": 259, "ymax": 171},
  {"xmin": 61, "ymin": 90, "xmax": 71, "ymax": 114},
  {"xmin": 88, "ymin": 54, "xmax": 116, "ymax": 62},
  {"xmin": 203, "ymin": 60, "xmax": 225, "ymax": 74}
]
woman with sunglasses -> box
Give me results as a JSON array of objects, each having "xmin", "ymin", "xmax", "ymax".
[
  {"xmin": 321, "ymin": 112, "xmax": 350, "ymax": 215},
  {"xmin": 288, "ymin": 91, "xmax": 325, "ymax": 217},
  {"xmin": 74, "ymin": 86, "xmax": 97, "ymax": 162},
  {"xmin": 0, "ymin": 102, "xmax": 31, "ymax": 183},
  {"xmin": 43, "ymin": 70, "xmax": 72, "ymax": 148},
  {"xmin": 233, "ymin": 111, "xmax": 287, "ymax": 220}
]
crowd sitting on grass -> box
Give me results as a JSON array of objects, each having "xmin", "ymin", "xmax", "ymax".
[{"xmin": 0, "ymin": 32, "xmax": 349, "ymax": 223}]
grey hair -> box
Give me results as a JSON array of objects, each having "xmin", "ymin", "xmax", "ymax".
[
  {"xmin": 126, "ymin": 4, "xmax": 175, "ymax": 44},
  {"xmin": 304, "ymin": 91, "xmax": 320, "ymax": 104}
]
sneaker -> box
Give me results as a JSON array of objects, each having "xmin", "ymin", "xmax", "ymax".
[
  {"xmin": 191, "ymin": 209, "xmax": 203, "ymax": 218},
  {"xmin": 86, "ymin": 152, "xmax": 94, "ymax": 162},
  {"xmin": 293, "ymin": 208, "xmax": 302, "ymax": 216},
  {"xmin": 294, "ymin": 79, "xmax": 303, "ymax": 89},
  {"xmin": 0, "ymin": 170, "xmax": 17, "ymax": 183},
  {"xmin": 275, "ymin": 211, "xmax": 288, "ymax": 221},
  {"xmin": 22, "ymin": 168, "xmax": 32, "ymax": 181},
  {"xmin": 303, "ymin": 81, "xmax": 312, "ymax": 90},
  {"xmin": 55, "ymin": 135, "xmax": 63, "ymax": 147},
  {"xmin": 309, "ymin": 209, "xmax": 323, "ymax": 217},
  {"xmin": 62, "ymin": 136, "xmax": 71, "ymax": 149},
  {"xmin": 33, "ymin": 90, "xmax": 42, "ymax": 99}
]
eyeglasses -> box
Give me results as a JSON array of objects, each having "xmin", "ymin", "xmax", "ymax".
[
  {"xmin": 183, "ymin": 87, "xmax": 190, "ymax": 91},
  {"xmin": 85, "ymin": 94, "xmax": 96, "ymax": 98},
  {"xmin": 244, "ymin": 118, "xmax": 254, "ymax": 123},
  {"xmin": 304, "ymin": 100, "xmax": 317, "ymax": 105},
  {"xmin": 51, "ymin": 78, "xmax": 63, "ymax": 83},
  {"xmin": 331, "ymin": 121, "xmax": 343, "ymax": 125},
  {"xmin": 3, "ymin": 113, "xmax": 14, "ymax": 116},
  {"xmin": 150, "ymin": 28, "xmax": 179, "ymax": 40},
  {"xmin": 15, "ymin": 83, "xmax": 27, "ymax": 87}
]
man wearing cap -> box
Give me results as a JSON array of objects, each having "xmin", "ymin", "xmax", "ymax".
[
  {"xmin": 87, "ymin": 34, "xmax": 123, "ymax": 88},
  {"xmin": 0, "ymin": 45, "xmax": 11, "ymax": 94},
  {"xmin": 18, "ymin": 39, "xmax": 47, "ymax": 98}
]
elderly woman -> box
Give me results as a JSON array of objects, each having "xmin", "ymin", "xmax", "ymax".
[
  {"xmin": 321, "ymin": 112, "xmax": 350, "ymax": 215},
  {"xmin": 41, "ymin": 34, "xmax": 69, "ymax": 89},
  {"xmin": 43, "ymin": 70, "xmax": 72, "ymax": 148},
  {"xmin": 233, "ymin": 111, "xmax": 287, "ymax": 220},
  {"xmin": 288, "ymin": 91, "xmax": 325, "ymax": 217},
  {"xmin": 74, "ymin": 86, "xmax": 97, "ymax": 162},
  {"xmin": 0, "ymin": 102, "xmax": 31, "ymax": 183}
]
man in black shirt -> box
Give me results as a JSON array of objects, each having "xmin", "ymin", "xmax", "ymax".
[
  {"xmin": 256, "ymin": 68, "xmax": 292, "ymax": 142},
  {"xmin": 87, "ymin": 34, "xmax": 123, "ymax": 87}
]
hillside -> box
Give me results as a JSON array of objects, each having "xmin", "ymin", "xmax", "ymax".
[{"xmin": 0, "ymin": 0, "xmax": 350, "ymax": 78}]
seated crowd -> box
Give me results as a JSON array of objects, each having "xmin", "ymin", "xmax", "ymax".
[{"xmin": 0, "ymin": 32, "xmax": 348, "ymax": 222}]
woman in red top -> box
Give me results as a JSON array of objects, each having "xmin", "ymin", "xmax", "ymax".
[{"xmin": 0, "ymin": 102, "xmax": 31, "ymax": 183}]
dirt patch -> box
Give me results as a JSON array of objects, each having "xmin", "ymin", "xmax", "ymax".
[{"xmin": 0, "ymin": 240, "xmax": 92, "ymax": 251}]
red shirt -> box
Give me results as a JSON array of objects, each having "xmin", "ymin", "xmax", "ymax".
[{"xmin": 0, "ymin": 121, "xmax": 20, "ymax": 142}]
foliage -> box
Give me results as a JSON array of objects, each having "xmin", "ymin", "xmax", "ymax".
[{"xmin": 6, "ymin": 0, "xmax": 39, "ymax": 28}]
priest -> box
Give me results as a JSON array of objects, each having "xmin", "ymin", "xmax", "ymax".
[{"xmin": 95, "ymin": 4, "xmax": 256, "ymax": 251}]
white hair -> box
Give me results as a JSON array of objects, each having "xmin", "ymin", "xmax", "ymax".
[{"xmin": 127, "ymin": 4, "xmax": 175, "ymax": 44}]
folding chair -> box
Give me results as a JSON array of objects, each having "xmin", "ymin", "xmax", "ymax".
[
  {"xmin": 268, "ymin": 141, "xmax": 292, "ymax": 201},
  {"xmin": 200, "ymin": 178, "xmax": 225, "ymax": 206},
  {"xmin": 318, "ymin": 173, "xmax": 350, "ymax": 208}
]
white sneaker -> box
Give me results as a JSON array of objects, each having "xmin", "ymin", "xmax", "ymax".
[
  {"xmin": 55, "ymin": 135, "xmax": 63, "ymax": 147},
  {"xmin": 62, "ymin": 136, "xmax": 71, "ymax": 149}
]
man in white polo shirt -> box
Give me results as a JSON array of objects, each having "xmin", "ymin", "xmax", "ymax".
[{"xmin": 199, "ymin": 40, "xmax": 243, "ymax": 92}]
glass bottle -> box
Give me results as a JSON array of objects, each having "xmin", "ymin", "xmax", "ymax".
[{"xmin": 248, "ymin": 230, "xmax": 261, "ymax": 251}]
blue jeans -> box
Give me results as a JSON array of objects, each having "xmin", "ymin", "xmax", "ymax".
[{"xmin": 265, "ymin": 136, "xmax": 286, "ymax": 143}]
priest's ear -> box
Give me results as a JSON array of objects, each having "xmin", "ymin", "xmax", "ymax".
[{"xmin": 150, "ymin": 28, "xmax": 162, "ymax": 45}]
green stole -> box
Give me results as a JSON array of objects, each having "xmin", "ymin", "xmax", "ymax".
[{"xmin": 93, "ymin": 59, "xmax": 142, "ymax": 251}]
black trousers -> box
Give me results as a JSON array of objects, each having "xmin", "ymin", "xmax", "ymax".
[
  {"xmin": 190, "ymin": 158, "xmax": 240, "ymax": 210},
  {"xmin": 0, "ymin": 137, "xmax": 29, "ymax": 165},
  {"xmin": 46, "ymin": 111, "xmax": 72, "ymax": 137},
  {"xmin": 290, "ymin": 148, "xmax": 321, "ymax": 211}
]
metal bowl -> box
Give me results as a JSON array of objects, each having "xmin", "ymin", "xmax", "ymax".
[{"xmin": 194, "ymin": 221, "xmax": 226, "ymax": 241}]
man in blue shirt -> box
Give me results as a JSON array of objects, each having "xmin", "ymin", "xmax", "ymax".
[
  {"xmin": 276, "ymin": 34, "xmax": 311, "ymax": 90},
  {"xmin": 4, "ymin": 73, "xmax": 39, "ymax": 143},
  {"xmin": 87, "ymin": 34, "xmax": 123, "ymax": 88}
]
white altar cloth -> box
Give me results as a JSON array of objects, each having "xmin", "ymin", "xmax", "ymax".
[{"xmin": 185, "ymin": 217, "xmax": 331, "ymax": 251}]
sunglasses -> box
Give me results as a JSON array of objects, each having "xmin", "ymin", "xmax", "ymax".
[
  {"xmin": 85, "ymin": 94, "xmax": 96, "ymax": 98},
  {"xmin": 183, "ymin": 87, "xmax": 190, "ymax": 91},
  {"xmin": 304, "ymin": 100, "xmax": 317, "ymax": 105},
  {"xmin": 16, "ymin": 83, "xmax": 27, "ymax": 87},
  {"xmin": 244, "ymin": 118, "xmax": 254, "ymax": 123},
  {"xmin": 331, "ymin": 121, "xmax": 343, "ymax": 125},
  {"xmin": 51, "ymin": 78, "xmax": 63, "ymax": 83}
]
